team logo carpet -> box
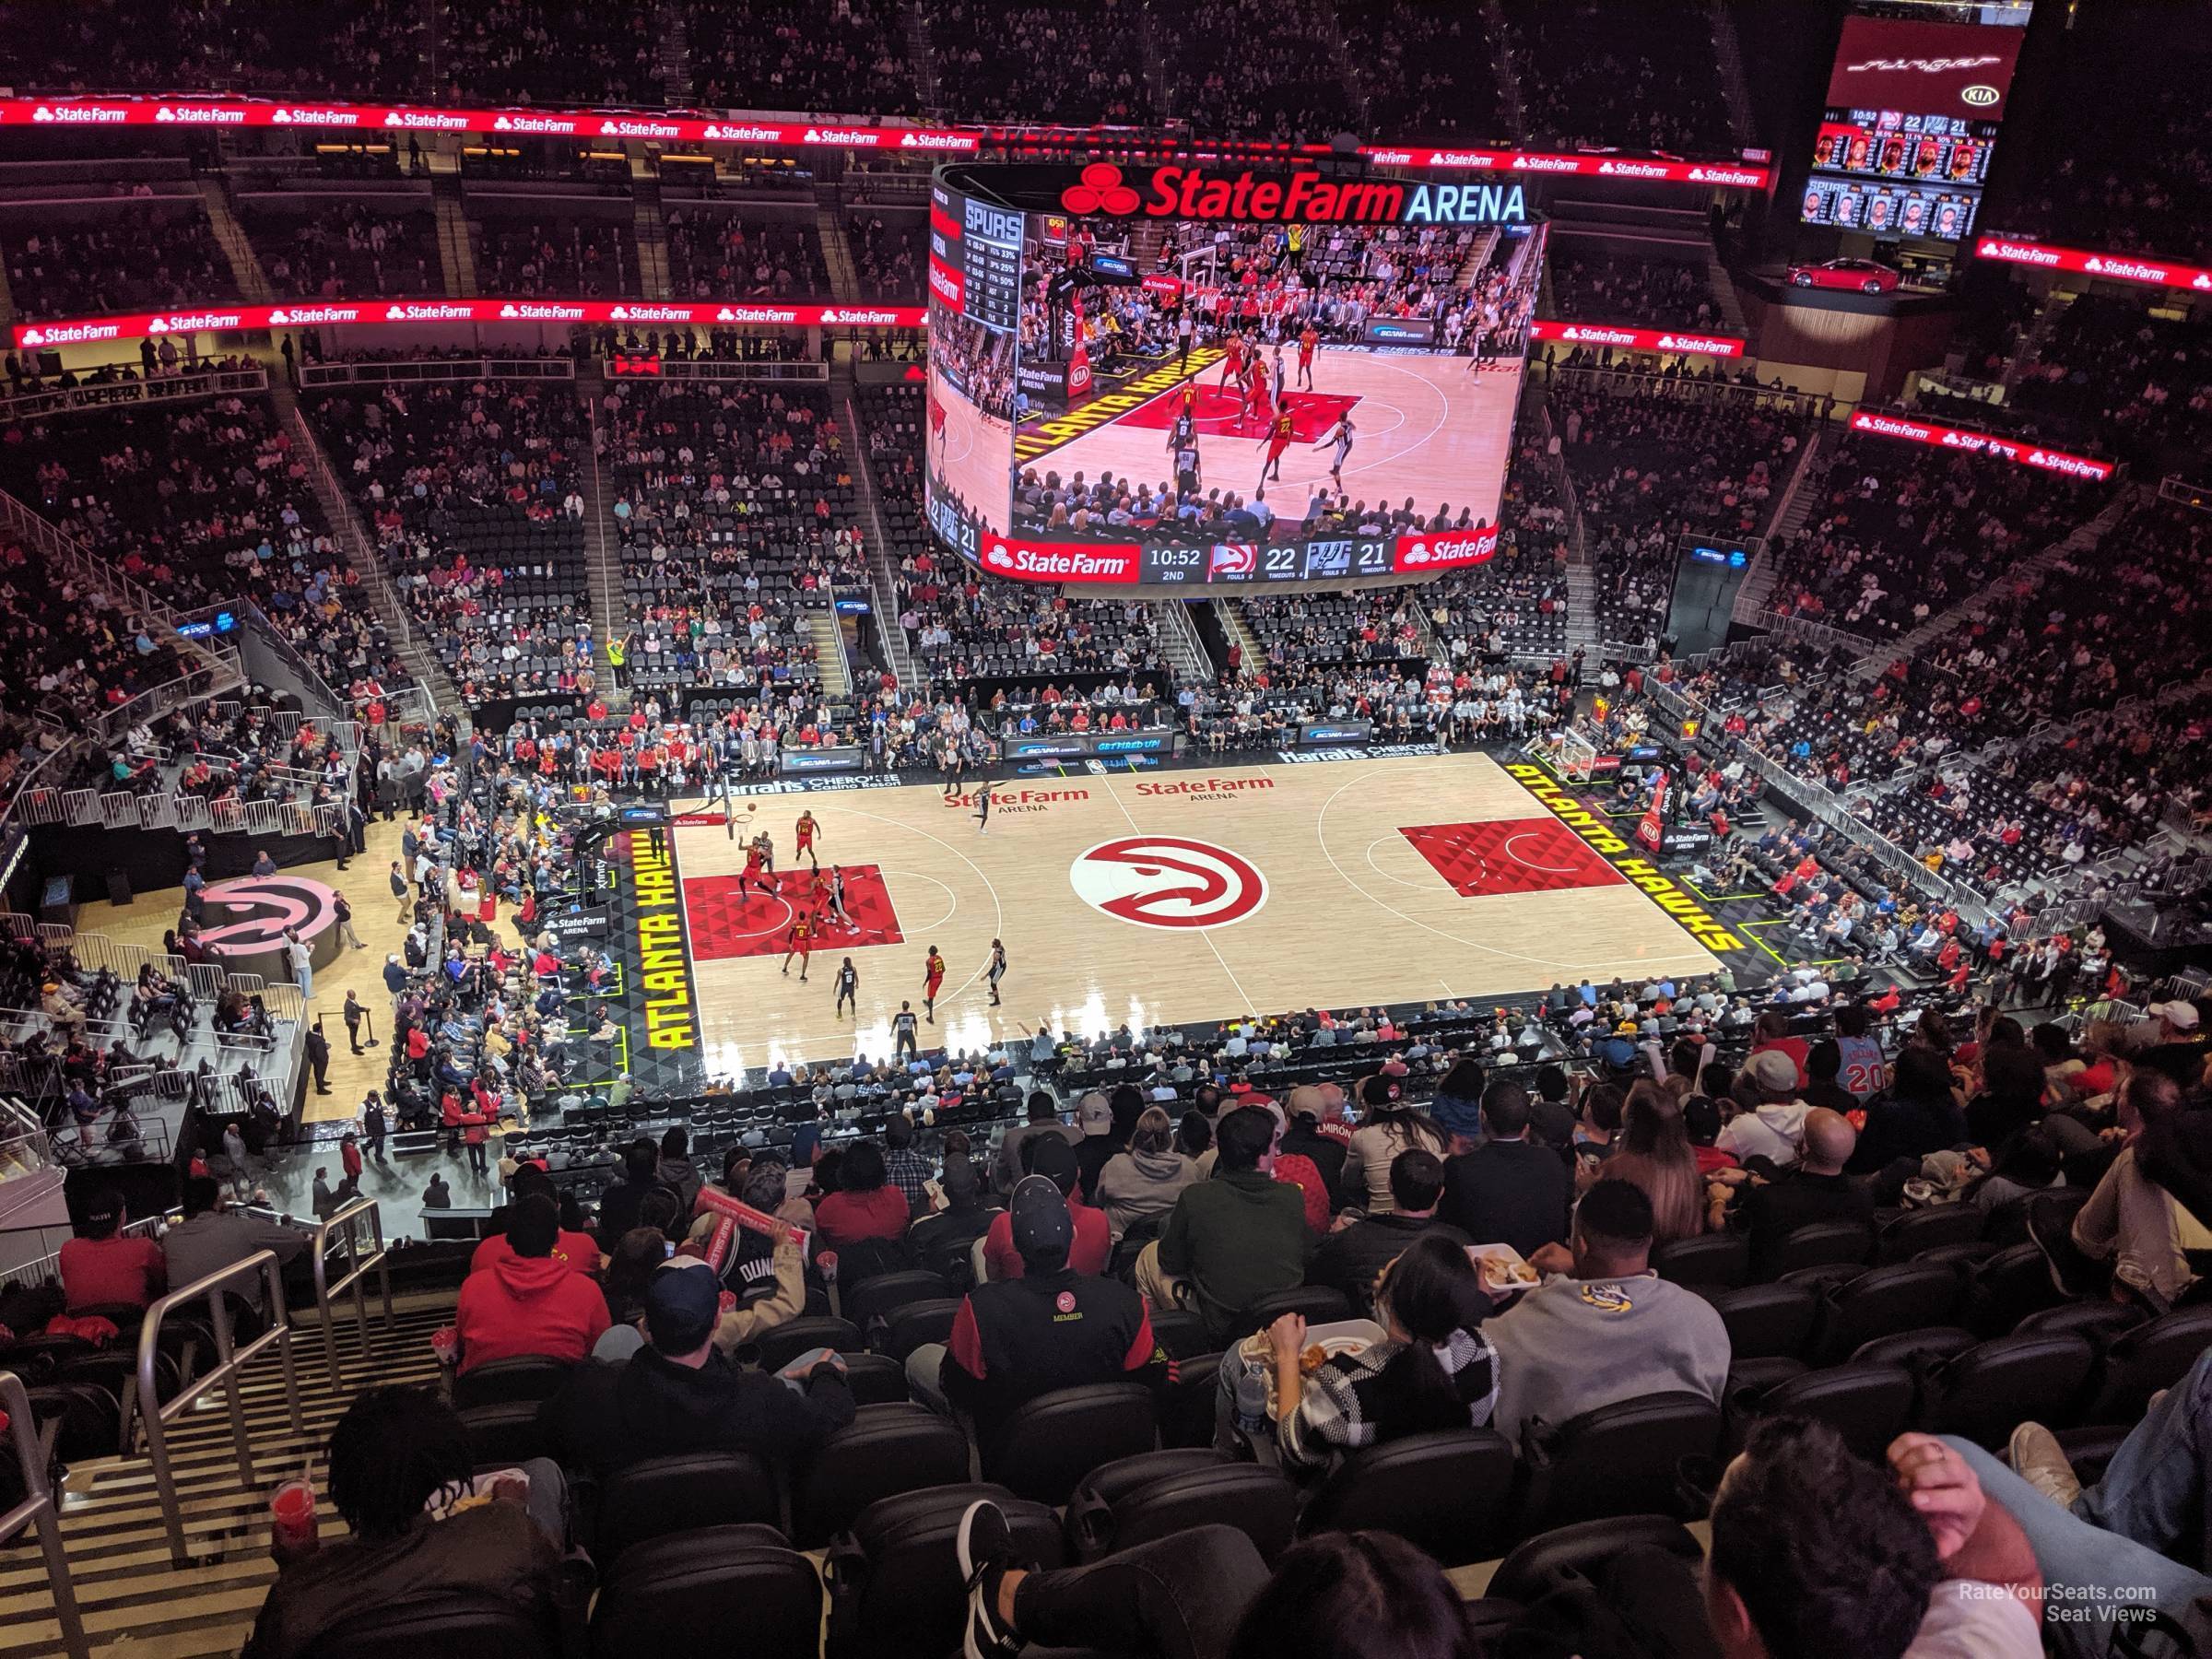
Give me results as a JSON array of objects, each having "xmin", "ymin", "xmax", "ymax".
[
  {"xmin": 682, "ymin": 865, "xmax": 904, "ymax": 961},
  {"xmin": 1068, "ymin": 835, "xmax": 1270, "ymax": 929},
  {"xmin": 1399, "ymin": 818, "xmax": 1628, "ymax": 899},
  {"xmin": 1117, "ymin": 385, "xmax": 1359, "ymax": 443}
]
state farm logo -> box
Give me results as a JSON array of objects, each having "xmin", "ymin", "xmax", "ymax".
[
  {"xmin": 1367, "ymin": 150, "xmax": 1416, "ymax": 165},
  {"xmin": 1512, "ymin": 154, "xmax": 1583, "ymax": 172},
  {"xmin": 1598, "ymin": 160, "xmax": 1669, "ymax": 178},
  {"xmin": 1061, "ymin": 162, "xmax": 1142, "ymax": 216},
  {"xmin": 382, "ymin": 109, "xmax": 469, "ymax": 129},
  {"xmin": 702, "ymin": 124, "xmax": 782, "ymax": 142},
  {"xmin": 715, "ymin": 305, "xmax": 800, "ymax": 324},
  {"xmin": 1398, "ymin": 531, "xmax": 1496, "ymax": 567},
  {"xmin": 266, "ymin": 306, "xmax": 360, "ymax": 326},
  {"xmin": 497, "ymin": 113, "xmax": 580, "ymax": 134},
  {"xmin": 31, "ymin": 103, "xmax": 125, "ymax": 123},
  {"xmin": 498, "ymin": 301, "xmax": 584, "ymax": 321},
  {"xmin": 147, "ymin": 312, "xmax": 241, "ymax": 334},
  {"xmin": 900, "ymin": 131, "xmax": 971, "ymax": 150},
  {"xmin": 1209, "ymin": 543, "xmax": 1255, "ymax": 577},
  {"xmin": 1430, "ymin": 151, "xmax": 1501, "ymax": 168},
  {"xmin": 599, "ymin": 118, "xmax": 676, "ymax": 138},
  {"xmin": 385, "ymin": 302, "xmax": 474, "ymax": 322},
  {"xmin": 16, "ymin": 323, "xmax": 119, "ymax": 345},
  {"xmin": 1069, "ymin": 836, "xmax": 1269, "ymax": 930},
  {"xmin": 982, "ymin": 539, "xmax": 1139, "ymax": 581},
  {"xmin": 272, "ymin": 107, "xmax": 360, "ymax": 126},
  {"xmin": 2083, "ymin": 255, "xmax": 2166, "ymax": 282},
  {"xmin": 1562, "ymin": 326, "xmax": 1636, "ymax": 346},
  {"xmin": 1656, "ymin": 333, "xmax": 1738, "ymax": 357},
  {"xmin": 821, "ymin": 307, "xmax": 901, "ymax": 325},
  {"xmin": 984, "ymin": 546, "xmax": 1016, "ymax": 571},
  {"xmin": 802, "ymin": 126, "xmax": 883, "ymax": 146},
  {"xmin": 1853, "ymin": 414, "xmax": 1930, "ymax": 441},
  {"xmin": 1688, "ymin": 166, "xmax": 1764, "ymax": 185},
  {"xmin": 155, "ymin": 105, "xmax": 243, "ymax": 124},
  {"xmin": 1980, "ymin": 240, "xmax": 2059, "ymax": 265},
  {"xmin": 608, "ymin": 304, "xmax": 690, "ymax": 323}
]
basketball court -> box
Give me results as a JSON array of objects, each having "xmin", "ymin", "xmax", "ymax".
[
  {"xmin": 927, "ymin": 359, "xmax": 1013, "ymax": 529},
  {"xmin": 665, "ymin": 751, "xmax": 1720, "ymax": 1077},
  {"xmin": 1013, "ymin": 348, "xmax": 1524, "ymax": 528}
]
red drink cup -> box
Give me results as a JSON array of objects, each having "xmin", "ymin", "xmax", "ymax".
[
  {"xmin": 429, "ymin": 1325, "xmax": 457, "ymax": 1365},
  {"xmin": 271, "ymin": 1479, "xmax": 318, "ymax": 1553}
]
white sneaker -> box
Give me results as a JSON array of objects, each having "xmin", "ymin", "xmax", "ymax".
[{"xmin": 2007, "ymin": 1421, "xmax": 2080, "ymax": 1510}]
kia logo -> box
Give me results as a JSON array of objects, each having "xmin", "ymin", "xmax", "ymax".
[
  {"xmin": 1961, "ymin": 84, "xmax": 1999, "ymax": 107},
  {"xmin": 1060, "ymin": 162, "xmax": 1142, "ymax": 216}
]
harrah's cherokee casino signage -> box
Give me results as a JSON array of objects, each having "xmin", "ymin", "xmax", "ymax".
[{"xmin": 1847, "ymin": 410, "xmax": 2114, "ymax": 482}]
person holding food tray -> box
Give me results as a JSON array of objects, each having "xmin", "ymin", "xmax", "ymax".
[{"xmin": 1261, "ymin": 1234, "xmax": 1500, "ymax": 1477}]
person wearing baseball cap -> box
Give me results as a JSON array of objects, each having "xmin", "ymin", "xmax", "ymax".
[
  {"xmin": 1071, "ymin": 1090, "xmax": 1119, "ymax": 1203},
  {"xmin": 981, "ymin": 1132, "xmax": 1111, "ymax": 1282},
  {"xmin": 910, "ymin": 1175, "xmax": 1163, "ymax": 1439},
  {"xmin": 541, "ymin": 1254, "xmax": 854, "ymax": 1477},
  {"xmin": 1713, "ymin": 1051, "xmax": 1809, "ymax": 1170}
]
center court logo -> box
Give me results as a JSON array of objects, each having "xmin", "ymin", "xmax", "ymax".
[{"xmin": 1069, "ymin": 836, "xmax": 1268, "ymax": 930}]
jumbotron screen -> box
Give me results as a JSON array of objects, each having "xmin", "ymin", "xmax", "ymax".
[{"xmin": 924, "ymin": 160, "xmax": 1545, "ymax": 587}]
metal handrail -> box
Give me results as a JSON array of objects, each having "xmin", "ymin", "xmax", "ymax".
[
  {"xmin": 0, "ymin": 1372, "xmax": 88, "ymax": 1658},
  {"xmin": 136, "ymin": 1251, "xmax": 304, "ymax": 1566},
  {"xmin": 311, "ymin": 1197, "xmax": 394, "ymax": 1381}
]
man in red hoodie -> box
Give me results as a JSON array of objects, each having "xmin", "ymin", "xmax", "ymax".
[
  {"xmin": 982, "ymin": 1135, "xmax": 1110, "ymax": 1281},
  {"xmin": 453, "ymin": 1196, "xmax": 610, "ymax": 1374}
]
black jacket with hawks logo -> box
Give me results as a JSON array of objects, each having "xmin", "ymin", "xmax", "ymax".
[{"xmin": 938, "ymin": 1268, "xmax": 1165, "ymax": 1441}]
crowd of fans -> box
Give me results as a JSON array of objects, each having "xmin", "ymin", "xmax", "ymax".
[
  {"xmin": 242, "ymin": 199, "xmax": 442, "ymax": 303},
  {"xmin": 2008, "ymin": 292, "xmax": 2212, "ymax": 466},
  {"xmin": 469, "ymin": 216, "xmax": 640, "ymax": 300},
  {"xmin": 928, "ymin": 0, "xmax": 1157, "ymax": 126},
  {"xmin": 1, "ymin": 206, "xmax": 232, "ymax": 323},
  {"xmin": 687, "ymin": 0, "xmax": 914, "ymax": 115},
  {"xmin": 441, "ymin": 0, "xmax": 663, "ymax": 106},
  {"xmin": 1335, "ymin": 0, "xmax": 1508, "ymax": 145},
  {"xmin": 844, "ymin": 208, "xmax": 924, "ymax": 303},
  {"xmin": 1162, "ymin": 0, "xmax": 1359, "ymax": 141},
  {"xmin": 1500, "ymin": 0, "xmax": 1735, "ymax": 155},
  {"xmin": 665, "ymin": 208, "xmax": 829, "ymax": 302},
  {"xmin": 1548, "ymin": 245, "xmax": 1726, "ymax": 332}
]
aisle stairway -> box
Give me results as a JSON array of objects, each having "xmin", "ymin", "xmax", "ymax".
[
  {"xmin": 629, "ymin": 160, "xmax": 673, "ymax": 303},
  {"xmin": 196, "ymin": 179, "xmax": 274, "ymax": 305},
  {"xmin": 0, "ymin": 1300, "xmax": 453, "ymax": 1659},
  {"xmin": 808, "ymin": 612, "xmax": 854, "ymax": 698},
  {"xmin": 580, "ymin": 367, "xmax": 626, "ymax": 698}
]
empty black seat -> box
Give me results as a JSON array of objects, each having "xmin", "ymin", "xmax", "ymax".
[
  {"xmin": 841, "ymin": 1352, "xmax": 911, "ymax": 1406},
  {"xmin": 595, "ymin": 1452, "xmax": 781, "ymax": 1565},
  {"xmin": 1222, "ymin": 1286, "xmax": 1355, "ymax": 1345},
  {"xmin": 878, "ymin": 1300, "xmax": 962, "ymax": 1363},
  {"xmin": 1655, "ymin": 1233, "xmax": 1750, "ymax": 1290},
  {"xmin": 1522, "ymin": 1393, "xmax": 1723, "ymax": 1533},
  {"xmin": 1702, "ymin": 1283, "xmax": 1818, "ymax": 1361},
  {"xmin": 1812, "ymin": 1261, "xmax": 1963, "ymax": 1364},
  {"xmin": 2079, "ymin": 1306, "xmax": 2212, "ymax": 1426},
  {"xmin": 460, "ymin": 1399, "xmax": 558, "ymax": 1467},
  {"xmin": 1960, "ymin": 1243, "xmax": 2066, "ymax": 1337},
  {"xmin": 319, "ymin": 1596, "xmax": 557, "ymax": 1658},
  {"xmin": 592, "ymin": 1525, "xmax": 818, "ymax": 1659},
  {"xmin": 755, "ymin": 1316, "xmax": 865, "ymax": 1372},
  {"xmin": 2013, "ymin": 1301, "xmax": 2147, "ymax": 1349},
  {"xmin": 1769, "ymin": 1221, "xmax": 1876, "ymax": 1277},
  {"xmin": 1737, "ymin": 1362, "xmax": 1918, "ymax": 1462},
  {"xmin": 1067, "ymin": 1448, "xmax": 1299, "ymax": 1564},
  {"xmin": 982, "ymin": 1383, "xmax": 1157, "ymax": 1505},
  {"xmin": 1067, "ymin": 1449, "xmax": 1229, "ymax": 1558},
  {"xmin": 1924, "ymin": 1334, "xmax": 2097, "ymax": 1448},
  {"xmin": 841, "ymin": 1270, "xmax": 954, "ymax": 1333},
  {"xmin": 792, "ymin": 1404, "xmax": 972, "ymax": 1548},
  {"xmin": 1486, "ymin": 1514, "xmax": 1704, "ymax": 1606},
  {"xmin": 1877, "ymin": 1206, "xmax": 1988, "ymax": 1264},
  {"xmin": 1298, "ymin": 1428, "xmax": 1519, "ymax": 1566},
  {"xmin": 1851, "ymin": 1325, "xmax": 1979, "ymax": 1369},
  {"xmin": 453, "ymin": 1356, "xmax": 577, "ymax": 1410}
]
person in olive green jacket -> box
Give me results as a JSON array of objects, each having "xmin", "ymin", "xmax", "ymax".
[{"xmin": 1138, "ymin": 1106, "xmax": 1311, "ymax": 1340}]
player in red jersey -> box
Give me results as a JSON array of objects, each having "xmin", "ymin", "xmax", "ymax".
[
  {"xmin": 781, "ymin": 912, "xmax": 815, "ymax": 981},
  {"xmin": 1218, "ymin": 331, "xmax": 1245, "ymax": 392},
  {"xmin": 923, "ymin": 945, "xmax": 947, "ymax": 1022},
  {"xmin": 1297, "ymin": 324, "xmax": 1318, "ymax": 390},
  {"xmin": 738, "ymin": 836, "xmax": 767, "ymax": 899},
  {"xmin": 1260, "ymin": 400, "xmax": 1296, "ymax": 488},
  {"xmin": 794, "ymin": 808, "xmax": 820, "ymax": 870},
  {"xmin": 1242, "ymin": 352, "xmax": 1269, "ymax": 424}
]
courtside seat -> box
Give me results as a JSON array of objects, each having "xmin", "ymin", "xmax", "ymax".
[
  {"xmin": 1811, "ymin": 1261, "xmax": 1964, "ymax": 1364},
  {"xmin": 1768, "ymin": 1220, "xmax": 1876, "ymax": 1277},
  {"xmin": 453, "ymin": 1356, "xmax": 577, "ymax": 1410},
  {"xmin": 1701, "ymin": 1282, "xmax": 1818, "ymax": 1361},
  {"xmin": 1655, "ymin": 1232, "xmax": 1751, "ymax": 1290},
  {"xmin": 1486, "ymin": 1514, "xmax": 1704, "ymax": 1606},
  {"xmin": 592, "ymin": 1526, "xmax": 819, "ymax": 1659},
  {"xmin": 1732, "ymin": 1362, "xmax": 1918, "ymax": 1462},
  {"xmin": 595, "ymin": 1451, "xmax": 782, "ymax": 1563},
  {"xmin": 1923, "ymin": 1334, "xmax": 2098, "ymax": 1447},
  {"xmin": 982, "ymin": 1383, "xmax": 1157, "ymax": 1504},
  {"xmin": 755, "ymin": 1316, "xmax": 865, "ymax": 1372},
  {"xmin": 1297, "ymin": 1428, "xmax": 1519, "ymax": 1566},
  {"xmin": 792, "ymin": 1404, "xmax": 972, "ymax": 1547},
  {"xmin": 1071, "ymin": 1451, "xmax": 1300, "ymax": 1564},
  {"xmin": 1520, "ymin": 1394, "xmax": 1723, "ymax": 1534},
  {"xmin": 1877, "ymin": 1205, "xmax": 1988, "ymax": 1264},
  {"xmin": 2078, "ymin": 1306, "xmax": 2212, "ymax": 1426},
  {"xmin": 825, "ymin": 1484, "xmax": 1066, "ymax": 1659}
]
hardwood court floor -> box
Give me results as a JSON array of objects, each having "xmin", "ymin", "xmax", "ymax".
[
  {"xmin": 1015, "ymin": 350, "xmax": 1524, "ymax": 528},
  {"xmin": 675, "ymin": 751, "xmax": 1718, "ymax": 1077}
]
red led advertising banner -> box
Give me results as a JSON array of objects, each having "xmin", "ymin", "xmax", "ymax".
[
  {"xmin": 1847, "ymin": 410, "xmax": 2114, "ymax": 482},
  {"xmin": 1530, "ymin": 321, "xmax": 1745, "ymax": 359},
  {"xmin": 1973, "ymin": 235, "xmax": 2212, "ymax": 296},
  {"xmin": 977, "ymin": 530, "xmax": 1495, "ymax": 585},
  {"xmin": 10, "ymin": 298, "xmax": 926, "ymax": 349},
  {"xmin": 1824, "ymin": 17, "xmax": 2026, "ymax": 120},
  {"xmin": 0, "ymin": 95, "xmax": 1771, "ymax": 187}
]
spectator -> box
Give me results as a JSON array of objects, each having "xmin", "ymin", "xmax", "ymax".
[
  {"xmin": 1143, "ymin": 1106, "xmax": 1312, "ymax": 1341},
  {"xmin": 1274, "ymin": 1232, "xmax": 1499, "ymax": 1477},
  {"xmin": 1482, "ymin": 1179, "xmax": 1731, "ymax": 1451},
  {"xmin": 1439, "ymin": 1081, "xmax": 1572, "ymax": 1256},
  {"xmin": 241, "ymin": 1386, "xmax": 564, "ymax": 1659},
  {"xmin": 1736, "ymin": 1108, "xmax": 1875, "ymax": 1279},
  {"xmin": 452, "ymin": 1195, "xmax": 611, "ymax": 1374},
  {"xmin": 469, "ymin": 1174, "xmax": 601, "ymax": 1277},
  {"xmin": 994, "ymin": 1091, "xmax": 1078, "ymax": 1194},
  {"xmin": 58, "ymin": 1186, "xmax": 166, "ymax": 1313},
  {"xmin": 1849, "ymin": 1047, "xmax": 1971, "ymax": 1176},
  {"xmin": 1601, "ymin": 1080, "xmax": 1707, "ymax": 1244},
  {"xmin": 913, "ymin": 1175, "xmax": 1164, "ymax": 1438},
  {"xmin": 1717, "ymin": 1052, "xmax": 1809, "ymax": 1168},
  {"xmin": 1338, "ymin": 1076, "xmax": 1450, "ymax": 1213},
  {"xmin": 162, "ymin": 1176, "xmax": 310, "ymax": 1316},
  {"xmin": 1309, "ymin": 1149, "xmax": 1471, "ymax": 1318},
  {"xmin": 595, "ymin": 1140, "xmax": 677, "ymax": 1245},
  {"xmin": 656, "ymin": 1127, "xmax": 703, "ymax": 1213},
  {"xmin": 815, "ymin": 1139, "xmax": 915, "ymax": 1252},
  {"xmin": 2062, "ymin": 1071, "xmax": 2206, "ymax": 1304},
  {"xmin": 542, "ymin": 1254, "xmax": 853, "ymax": 1477},
  {"xmin": 883, "ymin": 1112, "xmax": 934, "ymax": 1209},
  {"xmin": 1093, "ymin": 1105, "xmax": 1199, "ymax": 1241},
  {"xmin": 981, "ymin": 1135, "xmax": 1109, "ymax": 1282}
]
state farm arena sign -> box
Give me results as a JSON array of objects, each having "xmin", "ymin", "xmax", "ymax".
[
  {"xmin": 1847, "ymin": 411, "xmax": 2114, "ymax": 482},
  {"xmin": 10, "ymin": 299, "xmax": 925, "ymax": 348},
  {"xmin": 1529, "ymin": 321, "xmax": 1745, "ymax": 359},
  {"xmin": 1974, "ymin": 236, "xmax": 2212, "ymax": 298}
]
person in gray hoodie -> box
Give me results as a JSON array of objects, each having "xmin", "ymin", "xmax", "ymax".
[
  {"xmin": 1094, "ymin": 1107, "xmax": 1199, "ymax": 1241},
  {"xmin": 1481, "ymin": 1178, "xmax": 1731, "ymax": 1453},
  {"xmin": 656, "ymin": 1126, "xmax": 703, "ymax": 1213}
]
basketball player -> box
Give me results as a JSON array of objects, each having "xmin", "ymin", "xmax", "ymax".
[
  {"xmin": 1218, "ymin": 330, "xmax": 1245, "ymax": 393},
  {"xmin": 1260, "ymin": 399, "xmax": 1296, "ymax": 489},
  {"xmin": 807, "ymin": 865, "xmax": 832, "ymax": 917},
  {"xmin": 987, "ymin": 938, "xmax": 1007, "ymax": 1006},
  {"xmin": 1316, "ymin": 410, "xmax": 1357, "ymax": 488},
  {"xmin": 794, "ymin": 808, "xmax": 820, "ymax": 870},
  {"xmin": 1241, "ymin": 351, "xmax": 1269, "ymax": 424},
  {"xmin": 738, "ymin": 834, "xmax": 767, "ymax": 899},
  {"xmin": 923, "ymin": 947, "xmax": 946, "ymax": 1022},
  {"xmin": 1167, "ymin": 402, "xmax": 1196, "ymax": 461},
  {"xmin": 827, "ymin": 865, "xmax": 853, "ymax": 928},
  {"xmin": 1297, "ymin": 323, "xmax": 1318, "ymax": 390},
  {"xmin": 1269, "ymin": 340, "xmax": 1286, "ymax": 402},
  {"xmin": 973, "ymin": 780, "xmax": 994, "ymax": 835},
  {"xmin": 833, "ymin": 956, "xmax": 860, "ymax": 1018},
  {"xmin": 755, "ymin": 830, "xmax": 776, "ymax": 877},
  {"xmin": 781, "ymin": 912, "xmax": 815, "ymax": 981}
]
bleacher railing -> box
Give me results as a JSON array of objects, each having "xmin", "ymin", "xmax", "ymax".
[
  {"xmin": 0, "ymin": 1371, "xmax": 89, "ymax": 1658},
  {"xmin": 137, "ymin": 1250, "xmax": 305, "ymax": 1566},
  {"xmin": 247, "ymin": 1196, "xmax": 394, "ymax": 1382},
  {"xmin": 298, "ymin": 355, "xmax": 576, "ymax": 388},
  {"xmin": 0, "ymin": 364, "xmax": 266, "ymax": 421}
]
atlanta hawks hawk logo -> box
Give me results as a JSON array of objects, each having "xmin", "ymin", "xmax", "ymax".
[
  {"xmin": 1068, "ymin": 836, "xmax": 1269, "ymax": 930},
  {"xmin": 195, "ymin": 877, "xmax": 341, "ymax": 955}
]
